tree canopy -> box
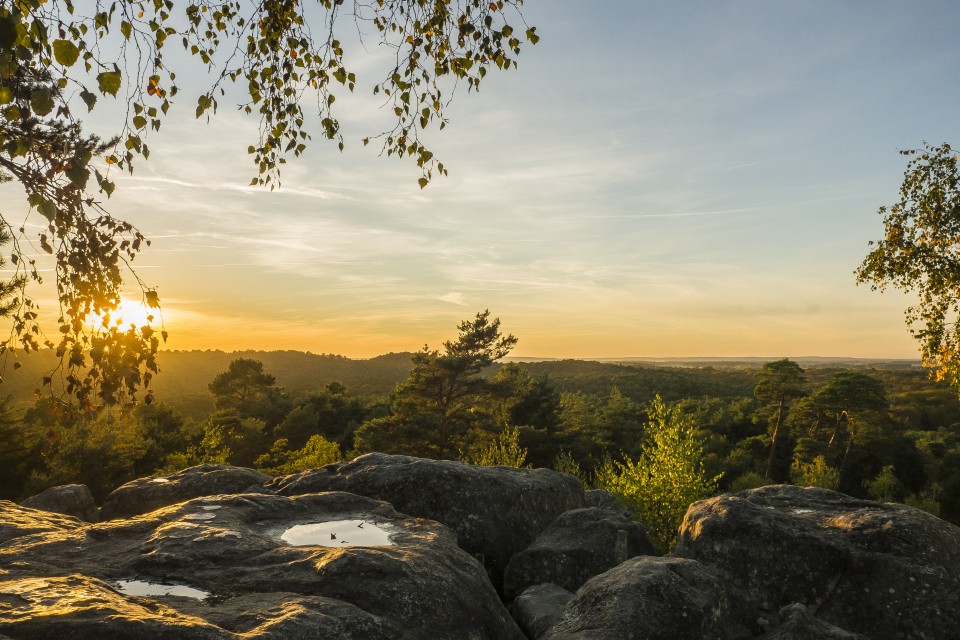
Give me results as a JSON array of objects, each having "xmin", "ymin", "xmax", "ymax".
[
  {"xmin": 857, "ymin": 142, "xmax": 960, "ymax": 387},
  {"xmin": 354, "ymin": 309, "xmax": 516, "ymax": 459},
  {"xmin": 0, "ymin": 0, "xmax": 537, "ymax": 407},
  {"xmin": 754, "ymin": 358, "xmax": 805, "ymax": 482}
]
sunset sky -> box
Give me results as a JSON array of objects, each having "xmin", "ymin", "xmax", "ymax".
[{"xmin": 10, "ymin": 1, "xmax": 960, "ymax": 359}]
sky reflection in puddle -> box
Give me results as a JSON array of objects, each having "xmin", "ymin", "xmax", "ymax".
[
  {"xmin": 281, "ymin": 520, "xmax": 395, "ymax": 547},
  {"xmin": 115, "ymin": 579, "xmax": 209, "ymax": 600}
]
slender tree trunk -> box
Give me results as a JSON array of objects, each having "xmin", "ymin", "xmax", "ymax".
[
  {"xmin": 765, "ymin": 396, "xmax": 789, "ymax": 482},
  {"xmin": 838, "ymin": 431, "xmax": 855, "ymax": 493}
]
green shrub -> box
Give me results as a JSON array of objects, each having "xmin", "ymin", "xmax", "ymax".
[
  {"xmin": 603, "ymin": 395, "xmax": 720, "ymax": 554},
  {"xmin": 462, "ymin": 426, "xmax": 528, "ymax": 468}
]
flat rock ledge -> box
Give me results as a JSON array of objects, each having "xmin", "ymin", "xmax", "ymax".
[
  {"xmin": 99, "ymin": 464, "xmax": 271, "ymax": 520},
  {"xmin": 0, "ymin": 490, "xmax": 523, "ymax": 640}
]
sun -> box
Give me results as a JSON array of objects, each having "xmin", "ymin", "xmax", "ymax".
[
  {"xmin": 114, "ymin": 298, "xmax": 157, "ymax": 327},
  {"xmin": 89, "ymin": 297, "xmax": 158, "ymax": 330}
]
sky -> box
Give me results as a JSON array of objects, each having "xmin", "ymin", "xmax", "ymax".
[{"xmin": 10, "ymin": 1, "xmax": 960, "ymax": 359}]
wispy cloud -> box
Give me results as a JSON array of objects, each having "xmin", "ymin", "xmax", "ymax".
[{"xmin": 439, "ymin": 292, "xmax": 467, "ymax": 306}]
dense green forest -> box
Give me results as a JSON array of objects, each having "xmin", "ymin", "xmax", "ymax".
[{"xmin": 2, "ymin": 318, "xmax": 960, "ymax": 547}]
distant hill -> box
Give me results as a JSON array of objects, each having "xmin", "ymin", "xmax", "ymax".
[
  {"xmin": 0, "ymin": 350, "xmax": 934, "ymax": 421},
  {"xmin": 505, "ymin": 356, "xmax": 923, "ymax": 369},
  {"xmin": 0, "ymin": 350, "xmax": 417, "ymax": 418}
]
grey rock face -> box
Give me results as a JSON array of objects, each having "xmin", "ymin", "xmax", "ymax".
[
  {"xmin": 756, "ymin": 604, "xmax": 869, "ymax": 640},
  {"xmin": 0, "ymin": 491, "xmax": 524, "ymax": 640},
  {"xmin": 542, "ymin": 556, "xmax": 733, "ymax": 640},
  {"xmin": 674, "ymin": 485, "xmax": 960, "ymax": 639},
  {"xmin": 99, "ymin": 464, "xmax": 270, "ymax": 520},
  {"xmin": 511, "ymin": 583, "xmax": 573, "ymax": 640},
  {"xmin": 267, "ymin": 453, "xmax": 584, "ymax": 588},
  {"xmin": 20, "ymin": 484, "xmax": 99, "ymax": 523},
  {"xmin": 583, "ymin": 489, "xmax": 630, "ymax": 517},
  {"xmin": 503, "ymin": 507, "xmax": 653, "ymax": 599}
]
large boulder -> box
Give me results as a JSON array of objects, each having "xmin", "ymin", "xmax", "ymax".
[
  {"xmin": 99, "ymin": 464, "xmax": 270, "ymax": 520},
  {"xmin": 20, "ymin": 484, "xmax": 99, "ymax": 523},
  {"xmin": 0, "ymin": 491, "xmax": 524, "ymax": 639},
  {"xmin": 503, "ymin": 507, "xmax": 653, "ymax": 599},
  {"xmin": 674, "ymin": 485, "xmax": 960, "ymax": 639},
  {"xmin": 267, "ymin": 453, "xmax": 584, "ymax": 587},
  {"xmin": 511, "ymin": 583, "xmax": 574, "ymax": 640},
  {"xmin": 542, "ymin": 556, "xmax": 735, "ymax": 640}
]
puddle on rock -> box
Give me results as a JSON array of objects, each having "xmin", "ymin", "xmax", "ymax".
[
  {"xmin": 150, "ymin": 478, "xmax": 170, "ymax": 483},
  {"xmin": 184, "ymin": 513, "xmax": 217, "ymax": 521},
  {"xmin": 281, "ymin": 520, "xmax": 395, "ymax": 547},
  {"xmin": 115, "ymin": 579, "xmax": 209, "ymax": 600}
]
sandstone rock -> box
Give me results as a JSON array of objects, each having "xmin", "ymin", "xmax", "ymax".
[
  {"xmin": 583, "ymin": 489, "xmax": 630, "ymax": 517},
  {"xmin": 503, "ymin": 507, "xmax": 653, "ymax": 599},
  {"xmin": 674, "ymin": 485, "xmax": 960, "ymax": 639},
  {"xmin": 99, "ymin": 464, "xmax": 270, "ymax": 520},
  {"xmin": 756, "ymin": 604, "xmax": 868, "ymax": 640},
  {"xmin": 542, "ymin": 556, "xmax": 734, "ymax": 640},
  {"xmin": 0, "ymin": 491, "xmax": 523, "ymax": 639},
  {"xmin": 0, "ymin": 575, "xmax": 230, "ymax": 639},
  {"xmin": 20, "ymin": 484, "xmax": 99, "ymax": 523},
  {"xmin": 0, "ymin": 500, "xmax": 83, "ymax": 545},
  {"xmin": 511, "ymin": 583, "xmax": 573, "ymax": 640},
  {"xmin": 267, "ymin": 453, "xmax": 583, "ymax": 587}
]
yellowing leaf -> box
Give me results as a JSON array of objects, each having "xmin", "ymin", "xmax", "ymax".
[
  {"xmin": 97, "ymin": 70, "xmax": 122, "ymax": 97},
  {"xmin": 52, "ymin": 39, "xmax": 80, "ymax": 67}
]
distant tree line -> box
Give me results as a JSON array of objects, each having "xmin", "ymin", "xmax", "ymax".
[{"xmin": 3, "ymin": 313, "xmax": 960, "ymax": 550}]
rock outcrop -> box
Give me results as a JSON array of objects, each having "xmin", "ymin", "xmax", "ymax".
[
  {"xmin": 20, "ymin": 484, "xmax": 99, "ymax": 523},
  {"xmin": 511, "ymin": 583, "xmax": 574, "ymax": 640},
  {"xmin": 583, "ymin": 489, "xmax": 631, "ymax": 517},
  {"xmin": 267, "ymin": 453, "xmax": 584, "ymax": 587},
  {"xmin": 542, "ymin": 485, "xmax": 960, "ymax": 639},
  {"xmin": 0, "ymin": 500, "xmax": 81, "ymax": 545},
  {"xmin": 674, "ymin": 485, "xmax": 960, "ymax": 639},
  {"xmin": 503, "ymin": 506, "xmax": 653, "ymax": 599},
  {"xmin": 542, "ymin": 556, "xmax": 735, "ymax": 640},
  {"xmin": 99, "ymin": 464, "xmax": 270, "ymax": 520},
  {"xmin": 0, "ymin": 491, "xmax": 524, "ymax": 639},
  {"xmin": 6, "ymin": 460, "xmax": 960, "ymax": 640},
  {"xmin": 756, "ymin": 604, "xmax": 869, "ymax": 640}
]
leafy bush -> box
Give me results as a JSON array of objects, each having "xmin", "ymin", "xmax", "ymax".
[
  {"xmin": 462, "ymin": 426, "xmax": 528, "ymax": 468},
  {"xmin": 791, "ymin": 455, "xmax": 840, "ymax": 490},
  {"xmin": 600, "ymin": 395, "xmax": 720, "ymax": 554},
  {"xmin": 255, "ymin": 435, "xmax": 341, "ymax": 476},
  {"xmin": 552, "ymin": 450, "xmax": 584, "ymax": 479}
]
